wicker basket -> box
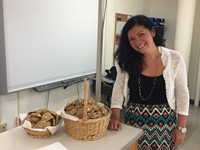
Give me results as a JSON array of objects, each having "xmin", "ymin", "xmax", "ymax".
[
  {"xmin": 63, "ymin": 79, "xmax": 112, "ymax": 141},
  {"xmin": 21, "ymin": 109, "xmax": 62, "ymax": 139},
  {"xmin": 22, "ymin": 119, "xmax": 62, "ymax": 138},
  {"xmin": 63, "ymin": 105, "xmax": 111, "ymax": 141},
  {"xmin": 23, "ymin": 127, "xmax": 52, "ymax": 138}
]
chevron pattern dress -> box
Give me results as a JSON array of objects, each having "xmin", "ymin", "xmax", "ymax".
[
  {"xmin": 124, "ymin": 103, "xmax": 176, "ymax": 150},
  {"xmin": 125, "ymin": 74, "xmax": 177, "ymax": 150}
]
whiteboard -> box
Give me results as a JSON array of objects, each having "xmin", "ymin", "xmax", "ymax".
[{"xmin": 0, "ymin": 0, "xmax": 98, "ymax": 94}]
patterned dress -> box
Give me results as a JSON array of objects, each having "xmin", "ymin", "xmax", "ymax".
[{"xmin": 124, "ymin": 74, "xmax": 177, "ymax": 150}]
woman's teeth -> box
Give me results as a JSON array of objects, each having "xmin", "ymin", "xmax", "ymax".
[{"xmin": 138, "ymin": 43, "xmax": 145, "ymax": 49}]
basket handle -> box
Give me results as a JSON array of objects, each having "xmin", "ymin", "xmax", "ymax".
[{"xmin": 83, "ymin": 78, "xmax": 88, "ymax": 122}]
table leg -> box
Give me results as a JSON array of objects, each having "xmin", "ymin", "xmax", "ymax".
[{"xmin": 127, "ymin": 140, "xmax": 138, "ymax": 150}]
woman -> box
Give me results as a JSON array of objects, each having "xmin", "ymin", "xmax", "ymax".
[{"xmin": 108, "ymin": 15, "xmax": 189, "ymax": 150}]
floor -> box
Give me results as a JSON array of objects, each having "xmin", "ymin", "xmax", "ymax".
[{"xmin": 179, "ymin": 104, "xmax": 200, "ymax": 150}]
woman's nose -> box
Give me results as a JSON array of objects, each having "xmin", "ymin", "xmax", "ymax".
[
  {"xmin": 135, "ymin": 36, "xmax": 141, "ymax": 43},
  {"xmin": 135, "ymin": 37, "xmax": 141, "ymax": 44}
]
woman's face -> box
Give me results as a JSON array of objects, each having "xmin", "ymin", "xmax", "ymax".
[{"xmin": 127, "ymin": 25, "xmax": 156, "ymax": 54}]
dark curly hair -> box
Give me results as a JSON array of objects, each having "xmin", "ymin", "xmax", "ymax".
[{"xmin": 114, "ymin": 15, "xmax": 163, "ymax": 77}]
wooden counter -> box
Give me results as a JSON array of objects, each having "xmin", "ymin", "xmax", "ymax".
[{"xmin": 0, "ymin": 123, "xmax": 143, "ymax": 150}]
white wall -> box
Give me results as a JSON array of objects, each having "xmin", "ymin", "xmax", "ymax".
[
  {"xmin": 148, "ymin": 0, "xmax": 178, "ymax": 49},
  {"xmin": 188, "ymin": 0, "xmax": 200, "ymax": 100}
]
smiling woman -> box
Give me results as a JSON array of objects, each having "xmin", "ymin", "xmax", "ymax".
[{"xmin": 108, "ymin": 14, "xmax": 189, "ymax": 150}]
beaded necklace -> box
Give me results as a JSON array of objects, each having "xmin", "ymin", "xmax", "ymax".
[
  {"xmin": 138, "ymin": 75, "xmax": 157, "ymax": 101},
  {"xmin": 138, "ymin": 60, "xmax": 158, "ymax": 101}
]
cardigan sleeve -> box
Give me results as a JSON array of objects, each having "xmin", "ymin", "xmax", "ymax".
[
  {"xmin": 174, "ymin": 55, "xmax": 190, "ymax": 116},
  {"xmin": 111, "ymin": 64, "xmax": 126, "ymax": 109}
]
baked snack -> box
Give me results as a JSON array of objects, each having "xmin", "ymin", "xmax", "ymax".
[
  {"xmin": 64, "ymin": 98, "xmax": 109, "ymax": 119},
  {"xmin": 23, "ymin": 109, "xmax": 61, "ymax": 129}
]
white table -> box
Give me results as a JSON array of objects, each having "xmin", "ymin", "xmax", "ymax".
[{"xmin": 0, "ymin": 123, "xmax": 143, "ymax": 150}]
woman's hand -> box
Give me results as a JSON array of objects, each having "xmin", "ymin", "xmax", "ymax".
[
  {"xmin": 172, "ymin": 114, "xmax": 187, "ymax": 148},
  {"xmin": 108, "ymin": 108, "xmax": 122, "ymax": 131},
  {"xmin": 108, "ymin": 117, "xmax": 122, "ymax": 131},
  {"xmin": 172, "ymin": 128, "xmax": 185, "ymax": 147}
]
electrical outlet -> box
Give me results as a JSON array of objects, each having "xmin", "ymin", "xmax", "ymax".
[{"xmin": 0, "ymin": 123, "xmax": 7, "ymax": 133}]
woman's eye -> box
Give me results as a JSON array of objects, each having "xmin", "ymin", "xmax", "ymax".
[
  {"xmin": 129, "ymin": 37, "xmax": 135, "ymax": 42},
  {"xmin": 139, "ymin": 33, "xmax": 144, "ymax": 37},
  {"xmin": 129, "ymin": 38, "xmax": 134, "ymax": 41}
]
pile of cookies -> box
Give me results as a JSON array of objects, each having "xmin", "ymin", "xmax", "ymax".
[
  {"xmin": 64, "ymin": 98, "xmax": 109, "ymax": 119},
  {"xmin": 22, "ymin": 109, "xmax": 61, "ymax": 129}
]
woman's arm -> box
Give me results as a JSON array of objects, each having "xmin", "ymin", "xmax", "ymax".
[
  {"xmin": 109, "ymin": 64, "xmax": 126, "ymax": 130},
  {"xmin": 177, "ymin": 114, "xmax": 187, "ymax": 128},
  {"xmin": 108, "ymin": 108, "xmax": 122, "ymax": 130},
  {"xmin": 111, "ymin": 64, "xmax": 126, "ymax": 109},
  {"xmin": 173, "ymin": 54, "xmax": 189, "ymax": 147},
  {"xmin": 175, "ymin": 54, "xmax": 189, "ymax": 115},
  {"xmin": 172, "ymin": 114, "xmax": 187, "ymax": 147}
]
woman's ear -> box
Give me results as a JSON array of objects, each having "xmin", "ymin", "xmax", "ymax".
[{"xmin": 151, "ymin": 27, "xmax": 156, "ymax": 37}]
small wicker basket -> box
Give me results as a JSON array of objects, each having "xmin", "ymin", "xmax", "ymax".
[
  {"xmin": 63, "ymin": 79, "xmax": 112, "ymax": 141},
  {"xmin": 22, "ymin": 120, "xmax": 62, "ymax": 138},
  {"xmin": 21, "ymin": 109, "xmax": 62, "ymax": 138},
  {"xmin": 23, "ymin": 127, "xmax": 52, "ymax": 138}
]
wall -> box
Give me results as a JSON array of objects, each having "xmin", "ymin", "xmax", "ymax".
[
  {"xmin": 148, "ymin": 0, "xmax": 178, "ymax": 49},
  {"xmin": 188, "ymin": 0, "xmax": 200, "ymax": 100}
]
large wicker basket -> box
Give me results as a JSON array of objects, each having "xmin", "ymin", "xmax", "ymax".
[
  {"xmin": 63, "ymin": 105, "xmax": 111, "ymax": 141},
  {"xmin": 62, "ymin": 79, "xmax": 112, "ymax": 141}
]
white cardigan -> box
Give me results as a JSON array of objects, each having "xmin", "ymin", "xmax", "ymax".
[{"xmin": 111, "ymin": 46, "xmax": 189, "ymax": 116}]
